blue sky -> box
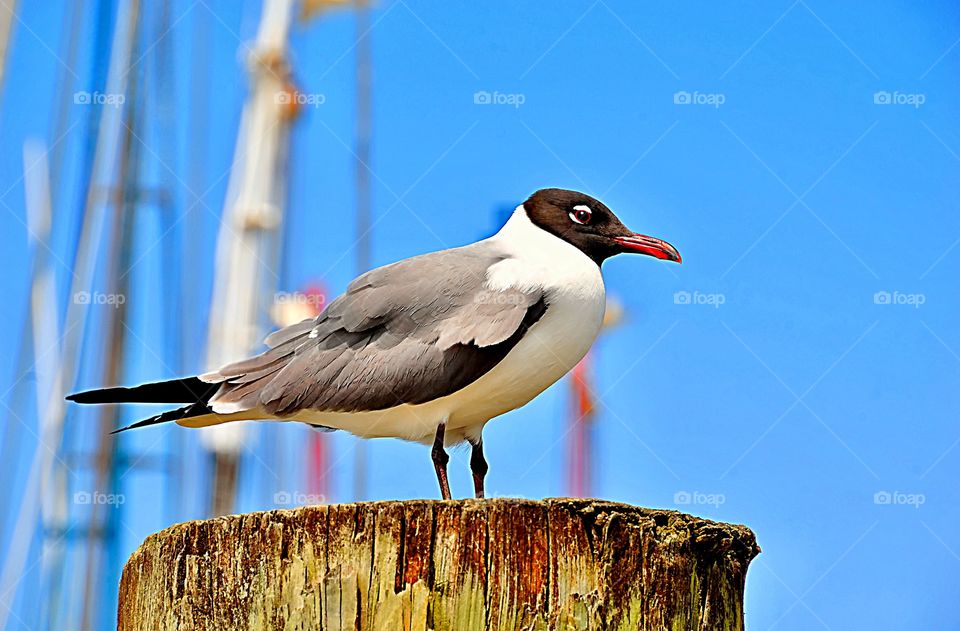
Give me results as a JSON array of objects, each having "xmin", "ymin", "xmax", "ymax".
[{"xmin": 1, "ymin": 1, "xmax": 959, "ymax": 628}]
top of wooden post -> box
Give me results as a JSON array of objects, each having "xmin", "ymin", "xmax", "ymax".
[{"xmin": 118, "ymin": 498, "xmax": 759, "ymax": 630}]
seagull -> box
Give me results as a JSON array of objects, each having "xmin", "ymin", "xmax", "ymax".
[{"xmin": 67, "ymin": 189, "xmax": 681, "ymax": 499}]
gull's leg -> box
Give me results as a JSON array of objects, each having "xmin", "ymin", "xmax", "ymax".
[
  {"xmin": 432, "ymin": 422, "xmax": 452, "ymax": 500},
  {"xmin": 469, "ymin": 437, "xmax": 488, "ymax": 499}
]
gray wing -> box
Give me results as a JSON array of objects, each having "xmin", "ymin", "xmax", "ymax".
[{"xmin": 204, "ymin": 244, "xmax": 547, "ymax": 417}]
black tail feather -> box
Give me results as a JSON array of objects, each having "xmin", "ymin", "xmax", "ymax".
[
  {"xmin": 67, "ymin": 377, "xmax": 218, "ymax": 405},
  {"xmin": 110, "ymin": 401, "xmax": 213, "ymax": 434}
]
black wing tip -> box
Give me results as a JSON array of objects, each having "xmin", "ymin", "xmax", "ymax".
[
  {"xmin": 110, "ymin": 415, "xmax": 170, "ymax": 435},
  {"xmin": 110, "ymin": 416, "xmax": 170, "ymax": 434},
  {"xmin": 66, "ymin": 389, "xmax": 123, "ymax": 404},
  {"xmin": 110, "ymin": 402, "xmax": 212, "ymax": 435},
  {"xmin": 109, "ymin": 422, "xmax": 150, "ymax": 434},
  {"xmin": 109, "ymin": 421, "xmax": 150, "ymax": 434},
  {"xmin": 65, "ymin": 391, "xmax": 95, "ymax": 403},
  {"xmin": 64, "ymin": 378, "xmax": 217, "ymax": 405}
]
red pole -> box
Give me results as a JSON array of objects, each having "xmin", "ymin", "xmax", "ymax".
[
  {"xmin": 308, "ymin": 432, "xmax": 328, "ymax": 501},
  {"xmin": 568, "ymin": 354, "xmax": 595, "ymax": 497}
]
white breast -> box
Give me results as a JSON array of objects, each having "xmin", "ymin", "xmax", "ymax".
[
  {"xmin": 430, "ymin": 205, "xmax": 606, "ymax": 434},
  {"xmin": 291, "ymin": 206, "xmax": 606, "ymax": 444}
]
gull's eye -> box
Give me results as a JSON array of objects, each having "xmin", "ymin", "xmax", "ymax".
[{"xmin": 569, "ymin": 205, "xmax": 592, "ymax": 225}]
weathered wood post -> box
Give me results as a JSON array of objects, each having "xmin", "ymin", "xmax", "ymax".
[{"xmin": 118, "ymin": 499, "xmax": 758, "ymax": 630}]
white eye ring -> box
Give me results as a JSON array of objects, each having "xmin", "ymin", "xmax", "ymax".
[{"xmin": 569, "ymin": 205, "xmax": 592, "ymax": 225}]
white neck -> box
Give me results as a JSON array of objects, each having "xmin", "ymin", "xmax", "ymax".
[
  {"xmin": 486, "ymin": 205, "xmax": 604, "ymax": 295},
  {"xmin": 493, "ymin": 205, "xmax": 586, "ymax": 262}
]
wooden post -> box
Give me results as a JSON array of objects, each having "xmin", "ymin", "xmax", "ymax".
[{"xmin": 117, "ymin": 499, "xmax": 758, "ymax": 630}]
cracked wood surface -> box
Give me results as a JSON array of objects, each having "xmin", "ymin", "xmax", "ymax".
[{"xmin": 117, "ymin": 498, "xmax": 759, "ymax": 630}]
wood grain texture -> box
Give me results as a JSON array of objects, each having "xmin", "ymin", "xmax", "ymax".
[{"xmin": 118, "ymin": 499, "xmax": 759, "ymax": 630}]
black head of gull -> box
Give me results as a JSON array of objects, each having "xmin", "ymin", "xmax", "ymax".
[{"xmin": 523, "ymin": 188, "xmax": 682, "ymax": 265}]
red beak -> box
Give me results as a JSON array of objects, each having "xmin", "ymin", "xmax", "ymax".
[{"xmin": 613, "ymin": 234, "xmax": 682, "ymax": 263}]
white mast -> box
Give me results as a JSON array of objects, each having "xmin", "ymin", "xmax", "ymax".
[{"xmin": 203, "ymin": 0, "xmax": 297, "ymax": 514}]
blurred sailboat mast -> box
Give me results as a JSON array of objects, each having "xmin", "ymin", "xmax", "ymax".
[
  {"xmin": 203, "ymin": 0, "xmax": 298, "ymax": 516},
  {"xmin": 0, "ymin": 0, "xmax": 138, "ymax": 628},
  {"xmin": 0, "ymin": 0, "xmax": 17, "ymax": 126},
  {"xmin": 78, "ymin": 1, "xmax": 143, "ymax": 619}
]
